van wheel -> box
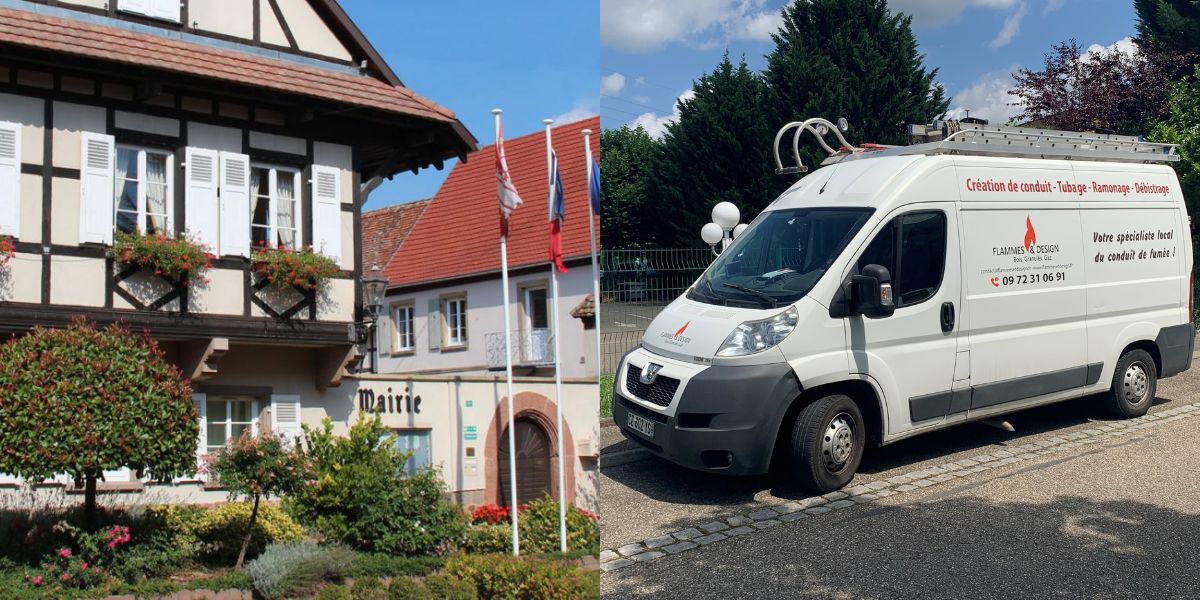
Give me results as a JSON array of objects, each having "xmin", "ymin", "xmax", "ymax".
[
  {"xmin": 1106, "ymin": 349, "xmax": 1157, "ymax": 418},
  {"xmin": 789, "ymin": 394, "xmax": 865, "ymax": 493}
]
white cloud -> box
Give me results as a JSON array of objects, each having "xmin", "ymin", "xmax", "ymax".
[
  {"xmin": 630, "ymin": 90, "xmax": 696, "ymax": 139},
  {"xmin": 1083, "ymin": 36, "xmax": 1137, "ymax": 59},
  {"xmin": 989, "ymin": 1, "xmax": 1028, "ymax": 48},
  {"xmin": 601, "ymin": 0, "xmax": 782, "ymax": 53},
  {"xmin": 554, "ymin": 100, "xmax": 599, "ymax": 124},
  {"xmin": 633, "ymin": 95, "xmax": 651, "ymax": 104},
  {"xmin": 944, "ymin": 66, "xmax": 1024, "ymax": 125},
  {"xmin": 1042, "ymin": 0, "xmax": 1065, "ymax": 15},
  {"xmin": 634, "ymin": 76, "xmax": 646, "ymax": 85},
  {"xmin": 601, "ymin": 72, "xmax": 627, "ymax": 96},
  {"xmin": 889, "ymin": 0, "xmax": 1018, "ymax": 27}
]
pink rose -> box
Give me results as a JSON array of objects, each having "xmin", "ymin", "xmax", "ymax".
[
  {"xmin": 81, "ymin": 562, "xmax": 88, "ymax": 570},
  {"xmin": 61, "ymin": 573, "xmax": 70, "ymax": 582},
  {"xmin": 58, "ymin": 548, "xmax": 71, "ymax": 559},
  {"xmin": 31, "ymin": 576, "xmax": 42, "ymax": 586}
]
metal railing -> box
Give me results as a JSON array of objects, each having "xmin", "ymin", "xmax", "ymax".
[
  {"xmin": 484, "ymin": 328, "xmax": 555, "ymax": 369},
  {"xmin": 600, "ymin": 248, "xmax": 713, "ymax": 374}
]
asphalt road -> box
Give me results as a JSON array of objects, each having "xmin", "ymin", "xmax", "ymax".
[{"xmin": 600, "ymin": 363, "xmax": 1200, "ymax": 599}]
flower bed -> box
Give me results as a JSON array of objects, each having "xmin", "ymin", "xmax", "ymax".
[
  {"xmin": 0, "ymin": 236, "xmax": 13, "ymax": 265},
  {"xmin": 251, "ymin": 243, "xmax": 341, "ymax": 291},
  {"xmin": 106, "ymin": 231, "xmax": 214, "ymax": 284}
]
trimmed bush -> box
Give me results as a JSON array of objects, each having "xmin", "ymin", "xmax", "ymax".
[
  {"xmin": 463, "ymin": 524, "xmax": 512, "ymax": 554},
  {"xmin": 350, "ymin": 554, "xmax": 444, "ymax": 579},
  {"xmin": 518, "ymin": 496, "xmax": 600, "ymax": 554},
  {"xmin": 351, "ymin": 577, "xmax": 388, "ymax": 600},
  {"xmin": 444, "ymin": 553, "xmax": 599, "ymax": 600},
  {"xmin": 387, "ymin": 577, "xmax": 433, "ymax": 600},
  {"xmin": 246, "ymin": 542, "xmax": 357, "ymax": 600},
  {"xmin": 316, "ymin": 584, "xmax": 354, "ymax": 600},
  {"xmin": 423, "ymin": 574, "xmax": 478, "ymax": 600},
  {"xmin": 191, "ymin": 502, "xmax": 305, "ymax": 563}
]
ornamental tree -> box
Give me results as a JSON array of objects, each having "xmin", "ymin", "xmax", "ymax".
[
  {"xmin": 206, "ymin": 430, "xmax": 313, "ymax": 569},
  {"xmin": 0, "ymin": 319, "xmax": 197, "ymax": 528}
]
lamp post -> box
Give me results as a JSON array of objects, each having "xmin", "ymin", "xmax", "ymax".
[
  {"xmin": 359, "ymin": 262, "xmax": 389, "ymax": 373},
  {"xmin": 702, "ymin": 201, "xmax": 746, "ymax": 255}
]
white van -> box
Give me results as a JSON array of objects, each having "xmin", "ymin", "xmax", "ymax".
[{"xmin": 613, "ymin": 118, "xmax": 1195, "ymax": 492}]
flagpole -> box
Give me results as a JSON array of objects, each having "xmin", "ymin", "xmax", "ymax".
[
  {"xmin": 583, "ymin": 129, "xmax": 601, "ymax": 386},
  {"xmin": 544, "ymin": 118, "xmax": 568, "ymax": 553},
  {"xmin": 494, "ymin": 108, "xmax": 520, "ymax": 557}
]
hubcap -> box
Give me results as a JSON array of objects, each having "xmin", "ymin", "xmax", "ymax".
[
  {"xmin": 822, "ymin": 413, "xmax": 854, "ymax": 470},
  {"xmin": 1122, "ymin": 362, "xmax": 1150, "ymax": 405}
]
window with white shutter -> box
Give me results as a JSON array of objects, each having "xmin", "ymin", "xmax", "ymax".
[
  {"xmin": 191, "ymin": 392, "xmax": 207, "ymax": 480},
  {"xmin": 270, "ymin": 394, "xmax": 302, "ymax": 445},
  {"xmin": 80, "ymin": 132, "xmax": 115, "ymax": 245},
  {"xmin": 184, "ymin": 148, "xmax": 219, "ymax": 250},
  {"xmin": 311, "ymin": 165, "xmax": 343, "ymax": 265},
  {"xmin": 119, "ymin": 0, "xmax": 181, "ymax": 22},
  {"xmin": 0, "ymin": 122, "xmax": 19, "ymax": 238},
  {"xmin": 427, "ymin": 298, "xmax": 440, "ymax": 350},
  {"xmin": 218, "ymin": 151, "xmax": 251, "ymax": 257}
]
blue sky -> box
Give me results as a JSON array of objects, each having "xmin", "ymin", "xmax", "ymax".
[
  {"xmin": 600, "ymin": 0, "xmax": 1138, "ymax": 136},
  {"xmin": 340, "ymin": 0, "xmax": 599, "ymax": 210}
]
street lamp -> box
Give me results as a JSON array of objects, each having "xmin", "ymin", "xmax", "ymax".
[
  {"xmin": 702, "ymin": 201, "xmax": 746, "ymax": 255},
  {"xmin": 351, "ymin": 262, "xmax": 389, "ymax": 373}
]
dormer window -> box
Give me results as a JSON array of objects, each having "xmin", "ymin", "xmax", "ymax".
[{"xmin": 118, "ymin": 0, "xmax": 181, "ymax": 23}]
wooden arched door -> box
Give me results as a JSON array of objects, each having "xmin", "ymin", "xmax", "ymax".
[{"xmin": 498, "ymin": 416, "xmax": 553, "ymax": 506}]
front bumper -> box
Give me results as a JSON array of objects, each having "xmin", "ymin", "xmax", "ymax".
[{"xmin": 612, "ymin": 348, "xmax": 801, "ymax": 475}]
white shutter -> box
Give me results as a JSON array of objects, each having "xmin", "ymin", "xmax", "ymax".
[
  {"xmin": 218, "ymin": 151, "xmax": 251, "ymax": 257},
  {"xmin": 191, "ymin": 392, "xmax": 207, "ymax": 481},
  {"xmin": 270, "ymin": 394, "xmax": 302, "ymax": 445},
  {"xmin": 311, "ymin": 165, "xmax": 343, "ymax": 266},
  {"xmin": 79, "ymin": 132, "xmax": 115, "ymax": 245},
  {"xmin": 184, "ymin": 148, "xmax": 219, "ymax": 250},
  {"xmin": 427, "ymin": 298, "xmax": 440, "ymax": 350},
  {"xmin": 0, "ymin": 122, "xmax": 20, "ymax": 238},
  {"xmin": 102, "ymin": 466, "xmax": 131, "ymax": 483},
  {"xmin": 119, "ymin": 0, "xmax": 150, "ymax": 15},
  {"xmin": 149, "ymin": 0, "xmax": 181, "ymax": 22}
]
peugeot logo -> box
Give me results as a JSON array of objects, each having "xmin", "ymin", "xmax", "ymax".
[{"xmin": 640, "ymin": 363, "xmax": 663, "ymax": 385}]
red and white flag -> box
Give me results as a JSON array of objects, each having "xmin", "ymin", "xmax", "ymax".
[{"xmin": 495, "ymin": 119, "xmax": 524, "ymax": 237}]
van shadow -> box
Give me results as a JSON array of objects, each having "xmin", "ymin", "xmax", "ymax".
[
  {"xmin": 602, "ymin": 393, "xmax": 1180, "ymax": 510},
  {"xmin": 605, "ymin": 494, "xmax": 1200, "ymax": 599}
]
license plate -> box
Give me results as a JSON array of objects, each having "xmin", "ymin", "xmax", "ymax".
[{"xmin": 626, "ymin": 412, "xmax": 655, "ymax": 438}]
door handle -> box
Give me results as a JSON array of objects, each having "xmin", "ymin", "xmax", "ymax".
[{"xmin": 940, "ymin": 302, "xmax": 955, "ymax": 332}]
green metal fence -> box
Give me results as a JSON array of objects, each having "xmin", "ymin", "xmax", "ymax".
[{"xmin": 600, "ymin": 248, "xmax": 713, "ymax": 374}]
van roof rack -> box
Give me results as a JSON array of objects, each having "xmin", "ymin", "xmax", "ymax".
[{"xmin": 775, "ymin": 118, "xmax": 1179, "ymax": 175}]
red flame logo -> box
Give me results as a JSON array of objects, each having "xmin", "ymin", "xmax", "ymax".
[
  {"xmin": 1023, "ymin": 216, "xmax": 1036, "ymax": 251},
  {"xmin": 674, "ymin": 321, "xmax": 692, "ymax": 338}
]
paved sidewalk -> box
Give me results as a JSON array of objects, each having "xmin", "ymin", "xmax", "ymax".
[{"xmin": 603, "ymin": 396, "xmax": 1200, "ymax": 598}]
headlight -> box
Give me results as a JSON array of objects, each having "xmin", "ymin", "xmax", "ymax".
[{"xmin": 716, "ymin": 306, "xmax": 799, "ymax": 357}]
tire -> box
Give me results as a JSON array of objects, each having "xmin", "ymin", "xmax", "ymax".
[
  {"xmin": 789, "ymin": 394, "xmax": 865, "ymax": 493},
  {"xmin": 1105, "ymin": 349, "xmax": 1157, "ymax": 418}
]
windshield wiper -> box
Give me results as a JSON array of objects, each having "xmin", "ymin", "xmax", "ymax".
[
  {"xmin": 690, "ymin": 278, "xmax": 728, "ymax": 306},
  {"xmin": 721, "ymin": 283, "xmax": 777, "ymax": 308}
]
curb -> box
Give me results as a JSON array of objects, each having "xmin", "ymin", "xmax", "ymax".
[{"xmin": 599, "ymin": 401, "xmax": 1200, "ymax": 573}]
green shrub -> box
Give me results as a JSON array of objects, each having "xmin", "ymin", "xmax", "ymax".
[
  {"xmin": 191, "ymin": 502, "xmax": 305, "ymax": 563},
  {"xmin": 387, "ymin": 577, "xmax": 434, "ymax": 600},
  {"xmin": 316, "ymin": 584, "xmax": 354, "ymax": 600},
  {"xmin": 423, "ymin": 574, "xmax": 478, "ymax": 600},
  {"xmin": 287, "ymin": 416, "xmax": 468, "ymax": 555},
  {"xmin": 105, "ymin": 528, "xmax": 195, "ymax": 583},
  {"xmin": 350, "ymin": 554, "xmax": 444, "ymax": 579},
  {"xmin": 245, "ymin": 542, "xmax": 357, "ymax": 600},
  {"xmin": 444, "ymin": 553, "xmax": 599, "ymax": 600},
  {"xmin": 351, "ymin": 577, "xmax": 388, "ymax": 600},
  {"xmin": 518, "ymin": 497, "xmax": 600, "ymax": 554},
  {"xmin": 463, "ymin": 524, "xmax": 512, "ymax": 554}
]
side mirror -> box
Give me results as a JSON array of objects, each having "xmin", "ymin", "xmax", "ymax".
[{"xmin": 849, "ymin": 264, "xmax": 895, "ymax": 318}]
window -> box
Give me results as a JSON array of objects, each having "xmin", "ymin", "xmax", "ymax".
[
  {"xmin": 251, "ymin": 166, "xmax": 301, "ymax": 249},
  {"xmin": 119, "ymin": 0, "xmax": 181, "ymax": 22},
  {"xmin": 392, "ymin": 303, "xmax": 415, "ymax": 353},
  {"xmin": 857, "ymin": 211, "xmax": 947, "ymax": 308},
  {"xmin": 392, "ymin": 430, "xmax": 432, "ymax": 476},
  {"xmin": 114, "ymin": 146, "xmax": 173, "ymax": 235},
  {"xmin": 443, "ymin": 296, "xmax": 467, "ymax": 347},
  {"xmin": 205, "ymin": 397, "xmax": 257, "ymax": 454},
  {"xmin": 523, "ymin": 287, "xmax": 549, "ymax": 331}
]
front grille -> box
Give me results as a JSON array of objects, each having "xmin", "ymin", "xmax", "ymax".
[{"xmin": 625, "ymin": 364, "xmax": 681, "ymax": 408}]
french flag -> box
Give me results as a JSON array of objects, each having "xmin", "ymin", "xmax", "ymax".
[{"xmin": 548, "ymin": 151, "xmax": 567, "ymax": 273}]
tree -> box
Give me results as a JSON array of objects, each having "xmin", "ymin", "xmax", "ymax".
[
  {"xmin": 1010, "ymin": 39, "xmax": 1175, "ymax": 135},
  {"xmin": 599, "ymin": 125, "xmax": 660, "ymax": 249},
  {"xmin": 649, "ymin": 53, "xmax": 783, "ymax": 247},
  {"xmin": 1135, "ymin": 0, "xmax": 1200, "ymax": 58},
  {"xmin": 0, "ymin": 319, "xmax": 196, "ymax": 528},
  {"xmin": 1151, "ymin": 66, "xmax": 1200, "ymax": 218},
  {"xmin": 206, "ymin": 430, "xmax": 312, "ymax": 569},
  {"xmin": 764, "ymin": 0, "xmax": 949, "ymax": 173}
]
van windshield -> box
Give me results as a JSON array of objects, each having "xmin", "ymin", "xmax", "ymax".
[{"xmin": 689, "ymin": 208, "xmax": 874, "ymax": 308}]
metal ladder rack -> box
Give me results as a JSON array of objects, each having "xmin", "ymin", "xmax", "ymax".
[{"xmin": 905, "ymin": 123, "xmax": 1180, "ymax": 163}]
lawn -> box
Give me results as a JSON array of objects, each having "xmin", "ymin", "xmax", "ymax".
[{"xmin": 600, "ymin": 373, "xmax": 614, "ymax": 418}]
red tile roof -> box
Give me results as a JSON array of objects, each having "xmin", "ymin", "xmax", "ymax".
[
  {"xmin": 0, "ymin": 6, "xmax": 456, "ymax": 124},
  {"xmin": 384, "ymin": 116, "xmax": 600, "ymax": 288},
  {"xmin": 361, "ymin": 199, "xmax": 430, "ymax": 271}
]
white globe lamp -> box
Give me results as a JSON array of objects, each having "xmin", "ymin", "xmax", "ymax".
[
  {"xmin": 701, "ymin": 222, "xmax": 724, "ymax": 246},
  {"xmin": 711, "ymin": 202, "xmax": 740, "ymax": 231},
  {"xmin": 732, "ymin": 223, "xmax": 749, "ymax": 240}
]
